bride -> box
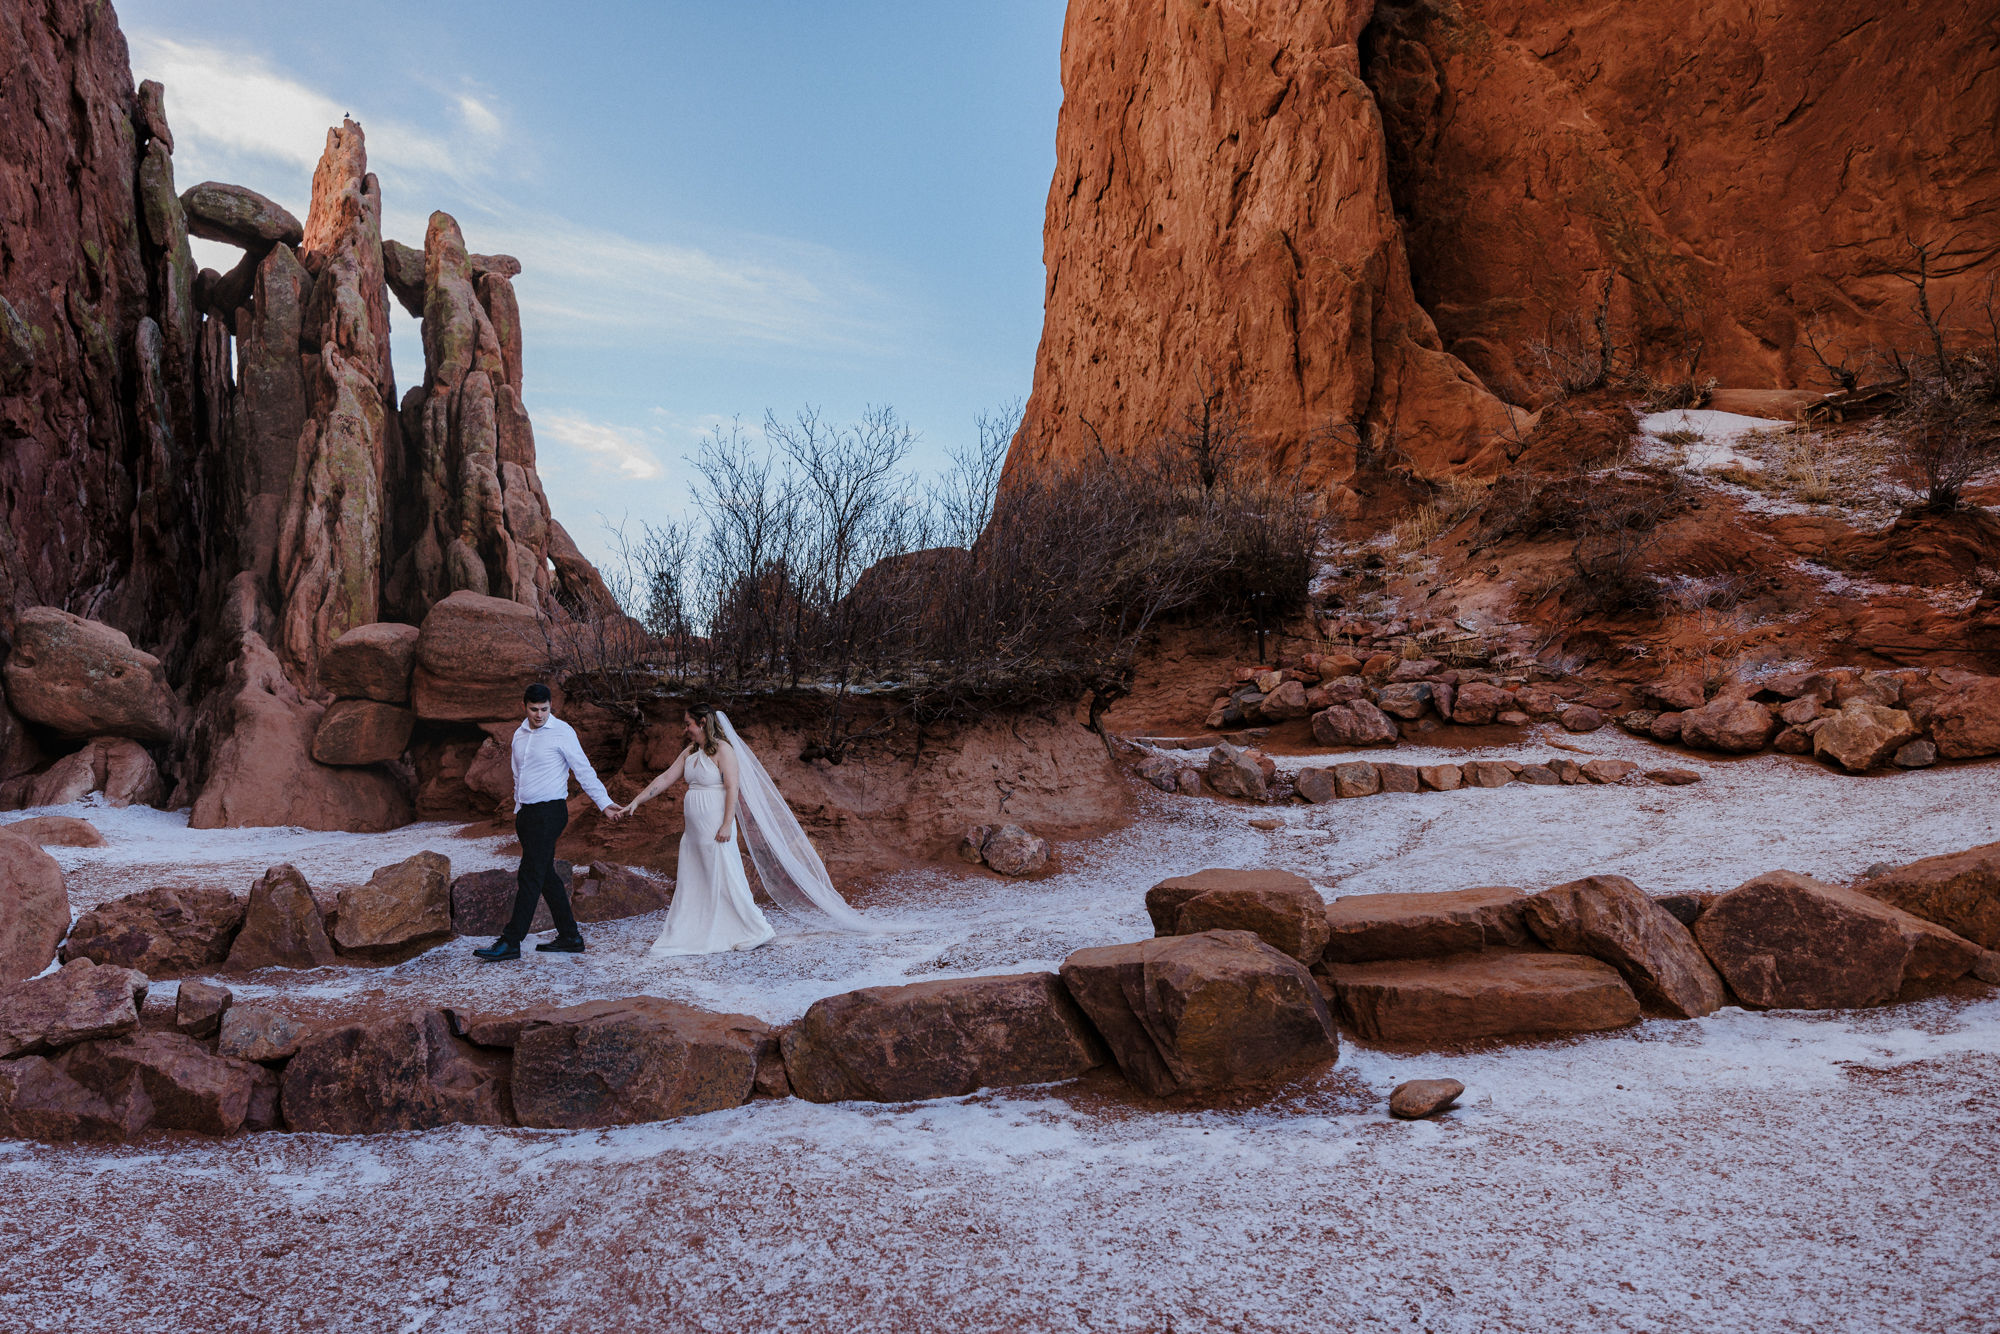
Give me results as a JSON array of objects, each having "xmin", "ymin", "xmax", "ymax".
[{"xmin": 610, "ymin": 703, "xmax": 871, "ymax": 955}]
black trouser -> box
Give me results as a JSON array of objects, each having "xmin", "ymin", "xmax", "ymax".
[{"xmin": 504, "ymin": 798, "xmax": 579, "ymax": 943}]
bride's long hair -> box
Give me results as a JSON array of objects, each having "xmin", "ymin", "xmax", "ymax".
[{"xmin": 685, "ymin": 702, "xmax": 723, "ymax": 757}]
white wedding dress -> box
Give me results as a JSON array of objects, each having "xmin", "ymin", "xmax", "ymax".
[{"xmin": 648, "ymin": 746, "xmax": 777, "ymax": 956}]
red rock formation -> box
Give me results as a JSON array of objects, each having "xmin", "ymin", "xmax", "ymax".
[
  {"xmin": 1009, "ymin": 0, "xmax": 1521, "ymax": 488},
  {"xmin": 1365, "ymin": 0, "xmax": 2000, "ymax": 403}
]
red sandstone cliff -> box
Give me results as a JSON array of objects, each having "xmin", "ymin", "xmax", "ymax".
[{"xmin": 1011, "ymin": 0, "xmax": 2000, "ymax": 478}]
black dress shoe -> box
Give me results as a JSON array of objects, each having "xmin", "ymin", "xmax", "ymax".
[
  {"xmin": 535, "ymin": 936, "xmax": 586, "ymax": 954},
  {"xmin": 473, "ymin": 939, "xmax": 521, "ymax": 961}
]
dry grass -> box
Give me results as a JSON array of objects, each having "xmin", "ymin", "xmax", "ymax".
[
  {"xmin": 1390, "ymin": 474, "xmax": 1491, "ymax": 557},
  {"xmin": 1729, "ymin": 424, "xmax": 1888, "ymax": 510}
]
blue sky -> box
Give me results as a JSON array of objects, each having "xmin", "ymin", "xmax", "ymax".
[{"xmin": 118, "ymin": 1, "xmax": 1065, "ymax": 562}]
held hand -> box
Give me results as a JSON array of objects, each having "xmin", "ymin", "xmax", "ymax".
[{"xmin": 604, "ymin": 804, "xmax": 626, "ymax": 823}]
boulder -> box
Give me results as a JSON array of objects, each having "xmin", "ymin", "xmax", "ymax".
[
  {"xmin": 332, "ymin": 851, "xmax": 452, "ymax": 959},
  {"xmin": 1332, "ymin": 761, "xmax": 1380, "ymax": 798},
  {"xmin": 1145, "ymin": 868, "xmax": 1314, "ymax": 935},
  {"xmin": 1811, "ymin": 702, "xmax": 1919, "ymax": 773},
  {"xmin": 1450, "ymin": 682, "xmax": 1512, "ymax": 725},
  {"xmin": 1322, "ymin": 887, "xmax": 1530, "ymax": 964},
  {"xmin": 1580, "ymin": 759, "xmax": 1638, "ymax": 784},
  {"xmin": 217, "ymin": 1004, "xmax": 311, "ymax": 1062},
  {"xmin": 0, "ymin": 1054, "xmax": 133, "ymax": 1140},
  {"xmin": 1927, "ymin": 677, "xmax": 2000, "ymax": 758},
  {"xmin": 1560, "ymin": 705, "xmax": 1605, "ymax": 733},
  {"xmin": 1324, "ymin": 952, "xmax": 1641, "ymax": 1044},
  {"xmin": 1134, "ymin": 753, "xmax": 1181, "ymax": 793},
  {"xmin": 1373, "ymin": 683, "xmax": 1432, "ymax": 721},
  {"xmin": 1376, "ymin": 762, "xmax": 1419, "ymax": 794},
  {"xmin": 1389, "ymin": 1078, "xmax": 1464, "ymax": 1119},
  {"xmin": 1059, "ymin": 931, "xmax": 1337, "ymax": 1097},
  {"xmin": 174, "ymin": 980, "xmax": 231, "ymax": 1039},
  {"xmin": 1168, "ymin": 880, "xmax": 1331, "ymax": 965},
  {"xmin": 1, "ymin": 608, "xmax": 181, "ymax": 743},
  {"xmin": 1259, "ymin": 679, "xmax": 1310, "ymax": 720},
  {"xmin": 452, "ymin": 867, "xmax": 550, "ymax": 937},
  {"xmin": 1644, "ymin": 678, "xmax": 1706, "ymax": 711},
  {"xmin": 1977, "ymin": 950, "xmax": 2000, "ymax": 986},
  {"xmin": 282, "ymin": 1009, "xmax": 512, "ymax": 1134},
  {"xmin": 1205, "ymin": 743, "xmax": 1271, "ymax": 800},
  {"xmin": 1515, "ymin": 764, "xmax": 1560, "ymax": 785},
  {"xmin": 1648, "ymin": 712, "xmax": 1685, "ymax": 743},
  {"xmin": 1522, "ymin": 876, "xmax": 1726, "ymax": 1018},
  {"xmin": 410, "ymin": 591, "xmax": 551, "ymax": 722},
  {"xmin": 782, "ymin": 973, "xmax": 1107, "ymax": 1103},
  {"xmin": 1462, "ymin": 760, "xmax": 1514, "ymax": 788},
  {"xmin": 59, "ymin": 884, "xmax": 245, "ymax": 977},
  {"xmin": 1677, "ymin": 698, "xmax": 1775, "ymax": 752},
  {"xmin": 224, "ymin": 864, "xmax": 336, "ymax": 972},
  {"xmin": 1654, "ymin": 892, "xmax": 1717, "ymax": 927},
  {"xmin": 57, "ymin": 1030, "xmax": 266, "ymax": 1135},
  {"xmin": 319, "ymin": 622, "xmax": 420, "ymax": 703},
  {"xmin": 1893, "ymin": 739, "xmax": 1938, "ymax": 768},
  {"xmin": 0, "ymin": 958, "xmax": 147, "ymax": 1058},
  {"xmin": 0, "ymin": 832, "xmax": 69, "ymax": 984},
  {"xmin": 1777, "ymin": 696, "xmax": 1823, "ymax": 726},
  {"xmin": 22, "ymin": 736, "xmax": 163, "ymax": 809},
  {"xmin": 0, "ymin": 816, "xmax": 103, "ymax": 847},
  {"xmin": 178, "ymin": 181, "xmax": 303, "ymax": 248},
  {"xmin": 511, "ymin": 997, "xmax": 767, "ymax": 1128},
  {"xmin": 1646, "ymin": 768, "xmax": 1701, "ymax": 785},
  {"xmin": 1418, "ymin": 764, "xmax": 1462, "ymax": 791},
  {"xmin": 570, "ymin": 862, "xmax": 672, "ymax": 921},
  {"xmin": 1694, "ymin": 871, "xmax": 1983, "ymax": 1008},
  {"xmin": 980, "ymin": 824, "xmax": 1051, "ymax": 876},
  {"xmin": 310, "ymin": 699, "xmax": 416, "ymax": 766},
  {"xmin": 1858, "ymin": 842, "xmax": 2000, "ymax": 950},
  {"xmin": 1294, "ymin": 767, "xmax": 1337, "ymax": 803},
  {"xmin": 1310, "ymin": 700, "xmax": 1399, "ymax": 747},
  {"xmin": 1615, "ymin": 709, "xmax": 1659, "ymax": 735}
]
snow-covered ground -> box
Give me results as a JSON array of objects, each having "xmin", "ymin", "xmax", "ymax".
[{"xmin": 3, "ymin": 729, "xmax": 1997, "ymax": 1332}]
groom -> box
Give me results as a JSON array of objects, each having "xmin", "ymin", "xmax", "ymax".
[{"xmin": 473, "ymin": 683, "xmax": 621, "ymax": 962}]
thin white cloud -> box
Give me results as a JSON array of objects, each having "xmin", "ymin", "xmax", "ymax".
[
  {"xmin": 455, "ymin": 93, "xmax": 503, "ymax": 141},
  {"xmin": 537, "ymin": 413, "xmax": 666, "ymax": 480}
]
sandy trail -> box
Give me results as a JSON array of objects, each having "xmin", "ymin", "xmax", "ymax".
[{"xmin": 2, "ymin": 728, "xmax": 1997, "ymax": 1331}]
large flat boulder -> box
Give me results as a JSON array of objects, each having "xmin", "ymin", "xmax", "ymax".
[
  {"xmin": 1, "ymin": 607, "xmax": 181, "ymax": 743},
  {"xmin": 0, "ymin": 831, "xmax": 68, "ymax": 984},
  {"xmin": 225, "ymin": 864, "xmax": 335, "ymax": 972},
  {"xmin": 59, "ymin": 884, "xmax": 245, "ymax": 977},
  {"xmin": 411, "ymin": 591, "xmax": 550, "ymax": 722},
  {"xmin": 319, "ymin": 622, "xmax": 420, "ymax": 703},
  {"xmin": 1321, "ymin": 887, "xmax": 1530, "ymax": 964},
  {"xmin": 1166, "ymin": 881, "xmax": 1330, "ymax": 965},
  {"xmin": 57, "ymin": 1030, "xmax": 269, "ymax": 1136},
  {"xmin": 1059, "ymin": 930, "xmax": 1337, "ymax": 1098},
  {"xmin": 510, "ymin": 997, "xmax": 767, "ymax": 1128},
  {"xmin": 332, "ymin": 851, "xmax": 451, "ymax": 960},
  {"xmin": 310, "ymin": 699, "xmax": 415, "ymax": 766},
  {"xmin": 178, "ymin": 181, "xmax": 303, "ymax": 248},
  {"xmin": 1324, "ymin": 952, "xmax": 1641, "ymax": 1044},
  {"xmin": 782, "ymin": 973, "xmax": 1107, "ymax": 1103},
  {"xmin": 1522, "ymin": 875, "xmax": 1725, "ymax": 1018},
  {"xmin": 0, "ymin": 958, "xmax": 147, "ymax": 1058},
  {"xmin": 1145, "ymin": 868, "xmax": 1312, "ymax": 935},
  {"xmin": 1859, "ymin": 842, "xmax": 2000, "ymax": 950},
  {"xmin": 1, "ymin": 816, "xmax": 103, "ymax": 847},
  {"xmin": 282, "ymin": 1009, "xmax": 511, "ymax": 1134},
  {"xmin": 1695, "ymin": 871, "xmax": 1983, "ymax": 1008}
]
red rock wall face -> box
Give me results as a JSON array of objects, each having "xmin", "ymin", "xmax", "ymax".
[
  {"xmin": 1366, "ymin": 0, "xmax": 2000, "ymax": 405},
  {"xmin": 1008, "ymin": 0, "xmax": 1518, "ymax": 489}
]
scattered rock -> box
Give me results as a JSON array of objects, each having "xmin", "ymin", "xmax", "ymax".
[
  {"xmin": 0, "ymin": 832, "xmax": 69, "ymax": 984},
  {"xmin": 1560, "ymin": 705, "xmax": 1605, "ymax": 733},
  {"xmin": 1260, "ymin": 679, "xmax": 1310, "ymax": 720},
  {"xmin": 1892, "ymin": 739, "xmax": 1938, "ymax": 769},
  {"xmin": 1646, "ymin": 768, "xmax": 1701, "ymax": 786},
  {"xmin": 1496, "ymin": 710, "xmax": 1531, "ymax": 727},
  {"xmin": 1134, "ymin": 753, "xmax": 1181, "ymax": 793},
  {"xmin": 1643, "ymin": 678, "xmax": 1706, "ymax": 712},
  {"xmin": 1332, "ymin": 761, "xmax": 1380, "ymax": 798},
  {"xmin": 282, "ymin": 1009, "xmax": 511, "ymax": 1134},
  {"xmin": 1310, "ymin": 700, "xmax": 1399, "ymax": 746},
  {"xmin": 1389, "ymin": 1078, "xmax": 1464, "ymax": 1119},
  {"xmin": 1168, "ymin": 879, "xmax": 1331, "ymax": 965},
  {"xmin": 979, "ymin": 824, "xmax": 1050, "ymax": 876},
  {"xmin": 1858, "ymin": 842, "xmax": 2000, "ymax": 950},
  {"xmin": 58, "ymin": 1030, "xmax": 266, "ymax": 1135},
  {"xmin": 1323, "ymin": 952, "xmax": 1641, "ymax": 1044},
  {"xmin": 59, "ymin": 884, "xmax": 245, "ymax": 977},
  {"xmin": 1322, "ymin": 887, "xmax": 1530, "ymax": 964},
  {"xmin": 173, "ymin": 980, "xmax": 231, "ymax": 1039},
  {"xmin": 178, "ymin": 181, "xmax": 303, "ymax": 248},
  {"xmin": 1678, "ymin": 698, "xmax": 1775, "ymax": 753},
  {"xmin": 1777, "ymin": 696, "xmax": 1822, "ymax": 727},
  {"xmin": 1649, "ymin": 712, "xmax": 1685, "ymax": 743},
  {"xmin": 1248, "ymin": 818, "xmax": 1282, "ymax": 831},
  {"xmin": 310, "ymin": 699, "xmax": 416, "ymax": 766},
  {"xmin": 1376, "ymin": 762, "xmax": 1419, "ymax": 794},
  {"xmin": 0, "ymin": 816, "xmax": 103, "ymax": 847},
  {"xmin": 1294, "ymin": 767, "xmax": 1337, "ymax": 803},
  {"xmin": 1418, "ymin": 764, "xmax": 1462, "ymax": 791},
  {"xmin": 1811, "ymin": 702, "xmax": 1919, "ymax": 772},
  {"xmin": 1462, "ymin": 760, "xmax": 1514, "ymax": 788},
  {"xmin": 217, "ymin": 1005, "xmax": 311, "ymax": 1062},
  {"xmin": 511, "ymin": 997, "xmax": 767, "ymax": 1128},
  {"xmin": 1523, "ymin": 875, "xmax": 1726, "ymax": 1018},
  {"xmin": 1695, "ymin": 871, "xmax": 1983, "ymax": 1008},
  {"xmin": 783, "ymin": 974, "xmax": 1107, "ymax": 1103},
  {"xmin": 1373, "ymin": 683, "xmax": 1432, "ymax": 721},
  {"xmin": 1205, "ymin": 743, "xmax": 1271, "ymax": 800},
  {"xmin": 1174, "ymin": 768, "xmax": 1202, "ymax": 797},
  {"xmin": 332, "ymin": 851, "xmax": 452, "ymax": 959},
  {"xmin": 1615, "ymin": 709, "xmax": 1659, "ymax": 735},
  {"xmin": 1, "ymin": 607, "xmax": 181, "ymax": 743},
  {"xmin": 1450, "ymin": 682, "xmax": 1511, "ymax": 725},
  {"xmin": 1515, "ymin": 763, "xmax": 1560, "ymax": 785},
  {"xmin": 0, "ymin": 958, "xmax": 147, "ymax": 1058},
  {"xmin": 1059, "ymin": 931, "xmax": 1338, "ymax": 1097},
  {"xmin": 319, "ymin": 622, "xmax": 420, "ymax": 703},
  {"xmin": 225, "ymin": 864, "xmax": 336, "ymax": 972}
]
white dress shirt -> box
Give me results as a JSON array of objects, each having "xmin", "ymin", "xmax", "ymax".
[{"xmin": 510, "ymin": 715, "xmax": 614, "ymax": 813}]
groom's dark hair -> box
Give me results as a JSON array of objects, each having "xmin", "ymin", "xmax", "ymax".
[{"xmin": 523, "ymin": 683, "xmax": 552, "ymax": 704}]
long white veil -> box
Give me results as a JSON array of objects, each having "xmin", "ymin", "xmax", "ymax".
[{"xmin": 714, "ymin": 711, "xmax": 877, "ymax": 933}]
